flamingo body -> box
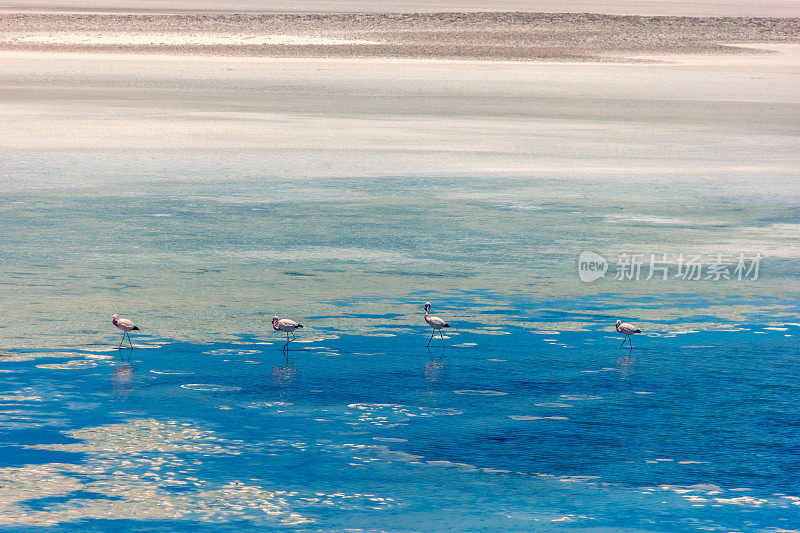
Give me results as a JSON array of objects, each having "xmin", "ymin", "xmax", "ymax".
[
  {"xmin": 113, "ymin": 315, "xmax": 138, "ymax": 332},
  {"xmin": 425, "ymin": 314, "xmax": 449, "ymax": 330},
  {"xmin": 273, "ymin": 316, "xmax": 303, "ymax": 343},
  {"xmin": 424, "ymin": 302, "xmax": 450, "ymax": 346},
  {"xmin": 616, "ymin": 319, "xmax": 641, "ymax": 348},
  {"xmin": 112, "ymin": 314, "xmax": 139, "ymax": 349}
]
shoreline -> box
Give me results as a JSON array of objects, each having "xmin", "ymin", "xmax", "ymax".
[
  {"xmin": 4, "ymin": 43, "xmax": 800, "ymax": 66},
  {"xmin": 2, "ymin": 12, "xmax": 799, "ymax": 61},
  {"xmin": 1, "ymin": 0, "xmax": 799, "ymax": 17}
]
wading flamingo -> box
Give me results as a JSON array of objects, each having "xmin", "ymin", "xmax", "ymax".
[
  {"xmin": 616, "ymin": 319, "xmax": 641, "ymax": 348},
  {"xmin": 273, "ymin": 316, "xmax": 303, "ymax": 344},
  {"xmin": 112, "ymin": 314, "xmax": 139, "ymax": 349},
  {"xmin": 424, "ymin": 302, "xmax": 450, "ymax": 346}
]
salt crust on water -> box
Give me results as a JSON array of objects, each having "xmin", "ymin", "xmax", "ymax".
[
  {"xmin": 2, "ymin": 352, "xmax": 84, "ymax": 363},
  {"xmin": 3, "ymin": 407, "xmax": 798, "ymax": 527},
  {"xmin": 347, "ymin": 403, "xmax": 463, "ymax": 427},
  {"xmin": 0, "ymin": 395, "xmax": 43, "ymax": 402},
  {"xmin": 180, "ymin": 383, "xmax": 242, "ymax": 392},
  {"xmin": 453, "ymin": 390, "xmax": 508, "ymax": 396},
  {"xmin": 510, "ymin": 416, "xmax": 569, "ymax": 420},
  {"xmin": 36, "ymin": 360, "xmax": 98, "ymax": 370},
  {"xmin": 559, "ymin": 394, "xmax": 602, "ymax": 400},
  {"xmin": 202, "ymin": 348, "xmax": 262, "ymax": 356},
  {"xmin": 0, "ymin": 419, "xmax": 400, "ymax": 526}
]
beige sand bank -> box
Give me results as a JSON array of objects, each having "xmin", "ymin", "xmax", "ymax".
[
  {"xmin": 2, "ymin": 12, "xmax": 799, "ymax": 61},
  {"xmin": 1, "ymin": 0, "xmax": 799, "ymax": 17}
]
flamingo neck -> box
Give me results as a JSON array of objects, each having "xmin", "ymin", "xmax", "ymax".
[{"xmin": 273, "ymin": 322, "xmax": 280, "ymax": 331}]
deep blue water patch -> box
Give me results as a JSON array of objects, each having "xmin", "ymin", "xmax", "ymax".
[
  {"xmin": 0, "ymin": 308, "xmax": 798, "ymax": 530},
  {"xmin": 0, "ymin": 445, "xmax": 81, "ymax": 468},
  {"xmin": 21, "ymin": 490, "xmax": 121, "ymax": 511}
]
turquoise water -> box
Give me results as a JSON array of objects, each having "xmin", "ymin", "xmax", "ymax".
[
  {"xmin": 2, "ymin": 173, "xmax": 798, "ymax": 349},
  {"xmin": 0, "ymin": 315, "xmax": 798, "ymax": 531},
  {"xmin": 2, "ymin": 53, "xmax": 800, "ymax": 530}
]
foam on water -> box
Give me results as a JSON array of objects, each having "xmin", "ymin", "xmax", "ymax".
[
  {"xmin": 453, "ymin": 390, "xmax": 508, "ymax": 396},
  {"xmin": 35, "ymin": 360, "xmax": 98, "ymax": 370},
  {"xmin": 203, "ymin": 349, "xmax": 263, "ymax": 356},
  {"xmin": 180, "ymin": 384, "xmax": 243, "ymax": 392},
  {"xmin": 83, "ymin": 353, "xmax": 113, "ymax": 360},
  {"xmin": 559, "ymin": 395, "xmax": 602, "ymax": 401},
  {"xmin": 510, "ymin": 416, "xmax": 570, "ymax": 421}
]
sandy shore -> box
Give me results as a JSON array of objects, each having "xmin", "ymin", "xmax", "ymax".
[
  {"xmin": 2, "ymin": 12, "xmax": 799, "ymax": 61},
  {"xmin": 2, "ymin": 0, "xmax": 799, "ymax": 17}
]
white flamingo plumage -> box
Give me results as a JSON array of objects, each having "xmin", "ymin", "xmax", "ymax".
[
  {"xmin": 424, "ymin": 302, "xmax": 451, "ymax": 346},
  {"xmin": 616, "ymin": 319, "xmax": 641, "ymax": 348}
]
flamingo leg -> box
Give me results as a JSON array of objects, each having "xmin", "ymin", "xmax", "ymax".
[
  {"xmin": 439, "ymin": 331, "xmax": 446, "ymax": 346},
  {"xmin": 427, "ymin": 330, "xmax": 436, "ymax": 346},
  {"xmin": 291, "ymin": 331, "xmax": 296, "ymax": 341},
  {"xmin": 126, "ymin": 332, "xmax": 133, "ymax": 349},
  {"xmin": 628, "ymin": 336, "xmax": 633, "ymax": 348},
  {"xmin": 118, "ymin": 333, "xmax": 126, "ymax": 350},
  {"xmin": 618, "ymin": 337, "xmax": 628, "ymax": 348}
]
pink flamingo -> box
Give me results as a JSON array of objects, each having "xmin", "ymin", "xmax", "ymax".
[
  {"xmin": 616, "ymin": 319, "xmax": 641, "ymax": 348},
  {"xmin": 112, "ymin": 314, "xmax": 139, "ymax": 349},
  {"xmin": 424, "ymin": 302, "xmax": 451, "ymax": 346},
  {"xmin": 272, "ymin": 316, "xmax": 303, "ymax": 344}
]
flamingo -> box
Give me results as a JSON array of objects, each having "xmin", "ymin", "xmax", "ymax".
[
  {"xmin": 616, "ymin": 319, "xmax": 641, "ymax": 348},
  {"xmin": 273, "ymin": 316, "xmax": 303, "ymax": 344},
  {"xmin": 424, "ymin": 302, "xmax": 450, "ymax": 346},
  {"xmin": 112, "ymin": 314, "xmax": 139, "ymax": 349}
]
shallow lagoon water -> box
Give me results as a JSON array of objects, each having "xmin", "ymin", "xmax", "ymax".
[
  {"xmin": 1, "ymin": 51, "xmax": 800, "ymax": 530},
  {"xmin": 1, "ymin": 319, "xmax": 799, "ymax": 531},
  {"xmin": 2, "ymin": 53, "xmax": 799, "ymax": 348}
]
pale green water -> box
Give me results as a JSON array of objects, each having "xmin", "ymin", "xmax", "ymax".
[{"xmin": 1, "ymin": 53, "xmax": 799, "ymax": 348}]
